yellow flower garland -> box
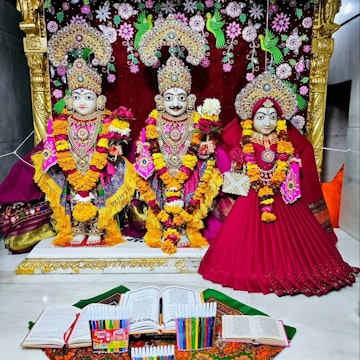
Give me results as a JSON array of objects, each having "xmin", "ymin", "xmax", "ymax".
[
  {"xmin": 242, "ymin": 118, "xmax": 294, "ymax": 222},
  {"xmin": 136, "ymin": 109, "xmax": 220, "ymax": 253}
]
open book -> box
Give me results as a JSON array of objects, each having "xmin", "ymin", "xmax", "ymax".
[
  {"xmin": 119, "ymin": 286, "xmax": 203, "ymax": 334},
  {"xmin": 21, "ymin": 305, "xmax": 93, "ymax": 349},
  {"xmin": 221, "ymin": 315, "xmax": 290, "ymax": 347}
]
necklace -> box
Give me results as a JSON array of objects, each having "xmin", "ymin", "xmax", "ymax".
[
  {"xmin": 157, "ymin": 114, "xmax": 194, "ymax": 176},
  {"xmin": 251, "ymin": 131, "xmax": 278, "ymax": 164},
  {"xmin": 241, "ymin": 118, "xmax": 294, "ymax": 222},
  {"xmin": 68, "ymin": 114, "xmax": 102, "ymax": 174},
  {"xmin": 52, "ymin": 112, "xmax": 110, "ymax": 192}
]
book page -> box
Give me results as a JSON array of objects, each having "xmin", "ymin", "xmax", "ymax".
[
  {"xmin": 120, "ymin": 287, "xmax": 161, "ymax": 333},
  {"xmin": 222, "ymin": 315, "xmax": 253, "ymax": 340},
  {"xmin": 21, "ymin": 306, "xmax": 80, "ymax": 348},
  {"xmin": 161, "ymin": 286, "xmax": 203, "ymax": 330},
  {"xmin": 251, "ymin": 316, "xmax": 287, "ymax": 344},
  {"xmin": 67, "ymin": 306, "xmax": 92, "ymax": 347}
]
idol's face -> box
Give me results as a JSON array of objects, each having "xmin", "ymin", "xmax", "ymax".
[
  {"xmin": 163, "ymin": 87, "xmax": 188, "ymax": 117},
  {"xmin": 72, "ymin": 88, "xmax": 97, "ymax": 116},
  {"xmin": 253, "ymin": 106, "xmax": 278, "ymax": 135}
]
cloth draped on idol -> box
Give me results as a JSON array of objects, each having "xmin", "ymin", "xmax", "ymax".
[
  {"xmin": 198, "ymin": 72, "xmax": 359, "ymax": 296},
  {"xmin": 32, "ymin": 22, "xmax": 136, "ymax": 247},
  {"xmin": 134, "ymin": 15, "xmax": 223, "ymax": 255}
]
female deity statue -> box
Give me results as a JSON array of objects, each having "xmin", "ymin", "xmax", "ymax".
[
  {"xmin": 135, "ymin": 16, "xmax": 222, "ymax": 254},
  {"xmin": 199, "ymin": 72, "xmax": 359, "ymax": 296},
  {"xmin": 32, "ymin": 23, "xmax": 136, "ymax": 246}
]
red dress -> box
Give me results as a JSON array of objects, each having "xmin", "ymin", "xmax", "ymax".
[{"xmin": 198, "ymin": 119, "xmax": 359, "ymax": 296}]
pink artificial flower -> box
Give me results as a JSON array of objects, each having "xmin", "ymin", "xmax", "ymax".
[
  {"xmin": 246, "ymin": 72, "xmax": 255, "ymax": 82},
  {"xmin": 145, "ymin": 0, "xmax": 154, "ymax": 9},
  {"xmin": 223, "ymin": 63, "xmax": 232, "ymax": 72},
  {"xmin": 47, "ymin": 21, "xmax": 58, "ymax": 33},
  {"xmin": 295, "ymin": 61, "xmax": 305, "ymax": 73},
  {"xmin": 56, "ymin": 66, "xmax": 67, "ymax": 76},
  {"xmin": 226, "ymin": 22, "xmax": 241, "ymax": 39},
  {"xmin": 272, "ymin": 12, "xmax": 290, "ymax": 33},
  {"xmin": 62, "ymin": 2, "xmax": 69, "ymax": 11},
  {"xmin": 303, "ymin": 45, "xmax": 311, "ymax": 53},
  {"xmin": 299, "ymin": 86, "xmax": 309, "ymax": 96},
  {"xmin": 107, "ymin": 74, "xmax": 116, "ymax": 83},
  {"xmin": 52, "ymin": 89, "xmax": 63, "ymax": 99},
  {"xmin": 80, "ymin": 5, "xmax": 91, "ymax": 15},
  {"xmin": 118, "ymin": 23, "xmax": 134, "ymax": 40},
  {"xmin": 200, "ymin": 57, "xmax": 210, "ymax": 68},
  {"xmin": 130, "ymin": 64, "xmax": 140, "ymax": 74}
]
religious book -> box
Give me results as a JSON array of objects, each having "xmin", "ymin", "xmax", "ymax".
[
  {"xmin": 118, "ymin": 286, "xmax": 203, "ymax": 334},
  {"xmin": 21, "ymin": 305, "xmax": 93, "ymax": 349},
  {"xmin": 221, "ymin": 315, "xmax": 290, "ymax": 347},
  {"xmin": 21, "ymin": 303, "xmax": 128, "ymax": 349}
]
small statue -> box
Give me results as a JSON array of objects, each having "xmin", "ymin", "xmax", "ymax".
[
  {"xmin": 135, "ymin": 16, "xmax": 222, "ymax": 254},
  {"xmin": 32, "ymin": 23, "xmax": 136, "ymax": 246}
]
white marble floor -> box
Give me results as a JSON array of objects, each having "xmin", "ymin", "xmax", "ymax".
[{"xmin": 0, "ymin": 228, "xmax": 359, "ymax": 360}]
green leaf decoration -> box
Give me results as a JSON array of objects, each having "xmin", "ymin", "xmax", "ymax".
[
  {"xmin": 139, "ymin": 4, "xmax": 145, "ymax": 10},
  {"xmin": 114, "ymin": 15, "xmax": 121, "ymax": 26},
  {"xmin": 289, "ymin": 59, "xmax": 297, "ymax": 66},
  {"xmin": 222, "ymin": 57, "xmax": 229, "ymax": 63},
  {"xmin": 296, "ymin": 8, "xmax": 303, "ymax": 19},
  {"xmin": 301, "ymin": 35, "xmax": 309, "ymax": 41},
  {"xmin": 301, "ymin": 77, "xmax": 309, "ymax": 83},
  {"xmin": 53, "ymin": 80, "xmax": 62, "ymax": 87},
  {"xmin": 82, "ymin": 48, "xmax": 93, "ymax": 60},
  {"xmin": 57, "ymin": 11, "xmax": 64, "ymax": 23},
  {"xmin": 196, "ymin": 3, "xmax": 205, "ymax": 11},
  {"xmin": 247, "ymin": 63, "xmax": 253, "ymax": 70},
  {"xmin": 53, "ymin": 98, "xmax": 65, "ymax": 115},
  {"xmin": 228, "ymin": 52, "xmax": 234, "ymax": 59},
  {"xmin": 44, "ymin": 0, "xmax": 51, "ymax": 8},
  {"xmin": 296, "ymin": 93, "xmax": 308, "ymax": 110},
  {"xmin": 281, "ymin": 35, "xmax": 288, "ymax": 41},
  {"xmin": 155, "ymin": 3, "xmax": 162, "ymax": 11},
  {"xmin": 240, "ymin": 13, "xmax": 246, "ymax": 24},
  {"xmin": 284, "ymin": 47, "xmax": 290, "ymax": 56},
  {"xmin": 155, "ymin": 51, "xmax": 162, "ymax": 58},
  {"xmin": 109, "ymin": 63, "xmax": 115, "ymax": 71},
  {"xmin": 214, "ymin": 2, "xmax": 221, "ymax": 9},
  {"xmin": 269, "ymin": 67, "xmax": 275, "ymax": 74},
  {"xmin": 132, "ymin": 58, "xmax": 139, "ymax": 65}
]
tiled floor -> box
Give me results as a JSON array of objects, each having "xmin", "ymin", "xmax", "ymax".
[{"xmin": 0, "ymin": 228, "xmax": 359, "ymax": 360}]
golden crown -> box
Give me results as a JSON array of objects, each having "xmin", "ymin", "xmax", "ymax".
[
  {"xmin": 235, "ymin": 72, "xmax": 298, "ymax": 120},
  {"xmin": 67, "ymin": 59, "xmax": 102, "ymax": 95},
  {"xmin": 157, "ymin": 57, "xmax": 192, "ymax": 95}
]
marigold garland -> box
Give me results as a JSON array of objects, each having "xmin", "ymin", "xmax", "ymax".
[
  {"xmin": 241, "ymin": 118, "xmax": 294, "ymax": 222},
  {"xmin": 136, "ymin": 109, "xmax": 221, "ymax": 254}
]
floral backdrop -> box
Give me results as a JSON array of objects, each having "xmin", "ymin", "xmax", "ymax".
[{"xmin": 44, "ymin": 0, "xmax": 314, "ymax": 137}]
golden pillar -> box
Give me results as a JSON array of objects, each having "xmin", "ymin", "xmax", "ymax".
[
  {"xmin": 17, "ymin": 0, "xmax": 51, "ymax": 144},
  {"xmin": 307, "ymin": 0, "xmax": 341, "ymax": 175}
]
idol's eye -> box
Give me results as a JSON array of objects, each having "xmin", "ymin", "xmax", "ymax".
[
  {"xmin": 270, "ymin": 113, "xmax": 277, "ymax": 121},
  {"xmin": 72, "ymin": 95, "xmax": 80, "ymax": 100},
  {"xmin": 178, "ymin": 95, "xmax": 187, "ymax": 102},
  {"xmin": 164, "ymin": 95, "xmax": 173, "ymax": 102},
  {"xmin": 255, "ymin": 114, "xmax": 264, "ymax": 120},
  {"xmin": 86, "ymin": 95, "xmax": 95, "ymax": 101}
]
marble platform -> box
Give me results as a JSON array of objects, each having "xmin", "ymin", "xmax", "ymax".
[{"xmin": 15, "ymin": 237, "xmax": 208, "ymax": 275}]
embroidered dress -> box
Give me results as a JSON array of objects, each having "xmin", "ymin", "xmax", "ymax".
[{"xmin": 199, "ymin": 119, "xmax": 359, "ymax": 296}]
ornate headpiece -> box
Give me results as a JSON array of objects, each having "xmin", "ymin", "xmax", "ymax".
[
  {"xmin": 47, "ymin": 22, "xmax": 112, "ymax": 94},
  {"xmin": 157, "ymin": 57, "xmax": 192, "ymax": 95},
  {"xmin": 234, "ymin": 72, "xmax": 298, "ymax": 120},
  {"xmin": 138, "ymin": 14, "xmax": 206, "ymax": 95}
]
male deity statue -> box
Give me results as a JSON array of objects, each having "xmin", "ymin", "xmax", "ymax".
[
  {"xmin": 32, "ymin": 23, "xmax": 136, "ymax": 246},
  {"xmin": 135, "ymin": 16, "xmax": 223, "ymax": 254}
]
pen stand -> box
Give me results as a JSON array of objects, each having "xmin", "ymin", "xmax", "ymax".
[
  {"xmin": 175, "ymin": 302, "xmax": 217, "ymax": 351},
  {"xmin": 131, "ymin": 345, "xmax": 175, "ymax": 359},
  {"xmin": 88, "ymin": 304, "xmax": 130, "ymax": 353}
]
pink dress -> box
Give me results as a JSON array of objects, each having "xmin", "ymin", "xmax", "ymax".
[{"xmin": 198, "ymin": 119, "xmax": 359, "ymax": 296}]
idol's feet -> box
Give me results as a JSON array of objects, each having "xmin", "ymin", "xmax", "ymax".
[
  {"xmin": 86, "ymin": 235, "xmax": 101, "ymax": 245},
  {"xmin": 70, "ymin": 234, "xmax": 86, "ymax": 245}
]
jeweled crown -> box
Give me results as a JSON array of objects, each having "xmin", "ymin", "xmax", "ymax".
[
  {"xmin": 157, "ymin": 57, "xmax": 192, "ymax": 95},
  {"xmin": 67, "ymin": 59, "xmax": 102, "ymax": 95}
]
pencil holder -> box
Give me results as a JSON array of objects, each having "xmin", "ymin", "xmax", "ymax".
[
  {"xmin": 175, "ymin": 302, "xmax": 217, "ymax": 351},
  {"xmin": 88, "ymin": 304, "xmax": 130, "ymax": 353}
]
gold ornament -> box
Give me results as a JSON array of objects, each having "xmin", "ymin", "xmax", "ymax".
[
  {"xmin": 67, "ymin": 59, "xmax": 102, "ymax": 95},
  {"xmin": 235, "ymin": 72, "xmax": 298, "ymax": 120}
]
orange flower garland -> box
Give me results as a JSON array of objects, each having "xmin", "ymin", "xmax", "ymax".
[
  {"xmin": 135, "ymin": 109, "xmax": 220, "ymax": 253},
  {"xmin": 241, "ymin": 118, "xmax": 294, "ymax": 222},
  {"xmin": 53, "ymin": 110, "xmax": 111, "ymax": 221}
]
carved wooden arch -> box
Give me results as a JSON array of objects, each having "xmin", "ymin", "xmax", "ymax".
[{"xmin": 16, "ymin": 0, "xmax": 342, "ymax": 175}]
